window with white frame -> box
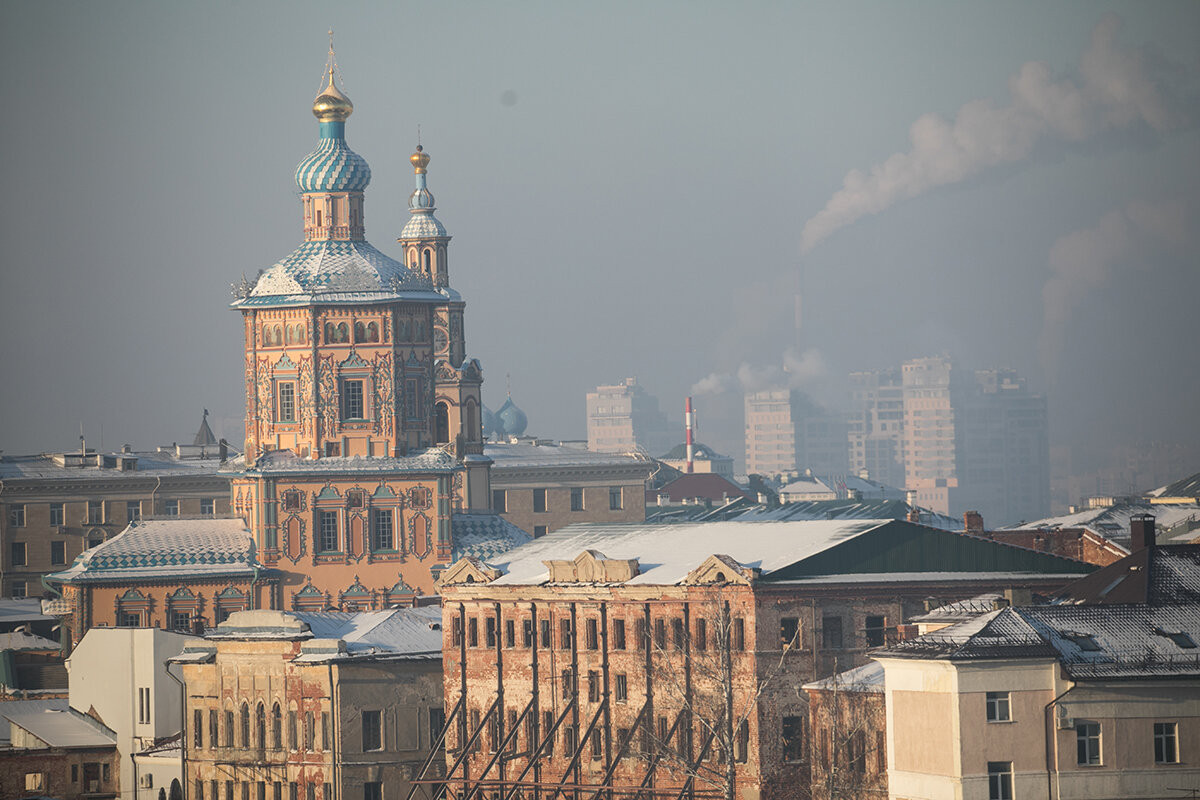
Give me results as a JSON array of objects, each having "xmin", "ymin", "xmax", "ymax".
[
  {"xmin": 570, "ymin": 488, "xmax": 584, "ymax": 511},
  {"xmin": 49, "ymin": 503, "xmax": 64, "ymax": 526},
  {"xmin": 1076, "ymin": 722, "xmax": 1102, "ymax": 765},
  {"xmin": 126, "ymin": 500, "xmax": 141, "ymax": 521},
  {"xmin": 372, "ymin": 509, "xmax": 393, "ymax": 551},
  {"xmin": 165, "ymin": 499, "xmax": 180, "ymax": 517},
  {"xmin": 609, "ymin": 486, "xmax": 623, "ymax": 510},
  {"xmin": 987, "ymin": 761, "xmax": 1013, "ymax": 800},
  {"xmin": 1155, "ymin": 722, "xmax": 1179, "ymax": 764},
  {"xmin": 8, "ymin": 504, "xmax": 25, "ymax": 527},
  {"xmin": 986, "ymin": 691, "xmax": 1011, "ymax": 722},
  {"xmin": 202, "ymin": 498, "xmax": 216, "ymax": 517}
]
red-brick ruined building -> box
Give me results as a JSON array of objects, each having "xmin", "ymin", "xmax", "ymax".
[{"xmin": 430, "ymin": 519, "xmax": 1094, "ymax": 799}]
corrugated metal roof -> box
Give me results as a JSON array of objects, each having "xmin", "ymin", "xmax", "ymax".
[{"xmin": 485, "ymin": 443, "xmax": 652, "ymax": 472}]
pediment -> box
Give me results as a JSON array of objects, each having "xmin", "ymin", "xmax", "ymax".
[
  {"xmin": 436, "ymin": 556, "xmax": 501, "ymax": 589},
  {"xmin": 683, "ymin": 554, "xmax": 759, "ymax": 586}
]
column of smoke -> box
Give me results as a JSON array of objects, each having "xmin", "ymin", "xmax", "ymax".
[{"xmin": 692, "ymin": 14, "xmax": 1191, "ymax": 402}]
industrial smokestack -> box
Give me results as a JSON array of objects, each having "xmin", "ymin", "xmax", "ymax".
[{"xmin": 684, "ymin": 397, "xmax": 695, "ymax": 474}]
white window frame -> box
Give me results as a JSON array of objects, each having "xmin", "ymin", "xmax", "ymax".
[{"xmin": 986, "ymin": 691, "xmax": 1011, "ymax": 722}]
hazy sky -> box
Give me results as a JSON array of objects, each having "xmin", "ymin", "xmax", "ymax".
[{"xmin": 2, "ymin": 1, "xmax": 1198, "ymax": 471}]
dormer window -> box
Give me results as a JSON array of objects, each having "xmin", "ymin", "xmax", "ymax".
[
  {"xmin": 1154, "ymin": 628, "xmax": 1197, "ymax": 649},
  {"xmin": 1062, "ymin": 631, "xmax": 1102, "ymax": 652}
]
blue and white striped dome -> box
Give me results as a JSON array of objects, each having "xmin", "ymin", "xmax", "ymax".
[{"xmin": 295, "ymin": 121, "xmax": 371, "ymax": 193}]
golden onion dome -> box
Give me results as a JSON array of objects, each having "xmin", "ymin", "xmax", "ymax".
[
  {"xmin": 312, "ymin": 72, "xmax": 354, "ymax": 122},
  {"xmin": 410, "ymin": 145, "xmax": 430, "ymax": 174}
]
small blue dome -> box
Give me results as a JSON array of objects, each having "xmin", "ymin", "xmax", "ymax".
[
  {"xmin": 295, "ymin": 122, "xmax": 371, "ymax": 193},
  {"xmin": 481, "ymin": 405, "xmax": 498, "ymax": 438},
  {"xmin": 496, "ymin": 397, "xmax": 527, "ymax": 437}
]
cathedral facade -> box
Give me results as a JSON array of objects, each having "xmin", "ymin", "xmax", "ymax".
[{"xmin": 226, "ymin": 64, "xmax": 495, "ymax": 608}]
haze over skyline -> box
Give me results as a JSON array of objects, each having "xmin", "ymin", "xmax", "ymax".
[{"xmin": 2, "ymin": 1, "xmax": 1198, "ymax": 478}]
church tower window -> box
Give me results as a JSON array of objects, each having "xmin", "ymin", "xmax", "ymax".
[{"xmin": 435, "ymin": 403, "xmax": 450, "ymax": 444}]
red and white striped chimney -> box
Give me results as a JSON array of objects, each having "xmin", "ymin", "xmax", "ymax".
[{"xmin": 685, "ymin": 397, "xmax": 695, "ymax": 473}]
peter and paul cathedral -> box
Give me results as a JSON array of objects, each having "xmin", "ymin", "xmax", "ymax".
[{"xmin": 48, "ymin": 52, "xmax": 526, "ymax": 639}]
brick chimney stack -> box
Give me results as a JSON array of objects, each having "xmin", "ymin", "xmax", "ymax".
[
  {"xmin": 1131, "ymin": 513, "xmax": 1156, "ymax": 551},
  {"xmin": 964, "ymin": 510, "xmax": 985, "ymax": 536}
]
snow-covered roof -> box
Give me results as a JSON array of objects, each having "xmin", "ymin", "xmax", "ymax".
[
  {"xmin": 0, "ymin": 700, "xmax": 117, "ymax": 749},
  {"xmin": 0, "ymin": 599, "xmax": 54, "ymax": 626},
  {"xmin": 0, "ymin": 451, "xmax": 227, "ymax": 481},
  {"xmin": 237, "ymin": 448, "xmax": 457, "ymax": 475},
  {"xmin": 191, "ymin": 607, "xmax": 442, "ymax": 663},
  {"xmin": 482, "ymin": 520, "xmax": 889, "ymax": 586},
  {"xmin": 451, "ymin": 513, "xmax": 531, "ymax": 563},
  {"xmin": 485, "ymin": 443, "xmax": 651, "ymax": 473},
  {"xmin": 0, "ymin": 630, "xmax": 59, "ymax": 651},
  {"xmin": 1003, "ymin": 503, "xmax": 1200, "ymax": 546},
  {"xmin": 881, "ymin": 603, "xmax": 1200, "ymax": 680},
  {"xmin": 736, "ymin": 499, "xmax": 960, "ymax": 531},
  {"xmin": 46, "ymin": 519, "xmax": 259, "ymax": 585},
  {"xmin": 802, "ymin": 660, "xmax": 885, "ymax": 692}
]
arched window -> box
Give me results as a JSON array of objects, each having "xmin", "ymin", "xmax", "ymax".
[
  {"xmin": 465, "ymin": 399, "xmax": 479, "ymax": 441},
  {"xmin": 255, "ymin": 703, "xmax": 266, "ymax": 749},
  {"xmin": 435, "ymin": 403, "xmax": 450, "ymax": 444},
  {"xmin": 423, "ymin": 248, "xmax": 432, "ymax": 273},
  {"xmin": 304, "ymin": 711, "xmax": 315, "ymax": 751},
  {"xmin": 240, "ymin": 703, "xmax": 250, "ymax": 748},
  {"xmin": 169, "ymin": 780, "xmax": 182, "ymax": 800},
  {"xmin": 272, "ymin": 703, "xmax": 282, "ymax": 750},
  {"xmin": 409, "ymin": 248, "xmax": 418, "ymax": 267}
]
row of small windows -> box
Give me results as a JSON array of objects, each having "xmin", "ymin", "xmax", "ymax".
[
  {"xmin": 491, "ymin": 487, "xmax": 624, "ymax": 514},
  {"xmin": 452, "ymin": 614, "xmax": 749, "ymax": 653},
  {"xmin": 192, "ymin": 705, "xmax": 328, "ymax": 753},
  {"xmin": 7, "ymin": 499, "xmax": 214, "ymax": 528},
  {"xmin": 194, "ymin": 781, "xmax": 333, "ymax": 800},
  {"xmin": 310, "ymin": 509, "xmax": 431, "ymax": 555}
]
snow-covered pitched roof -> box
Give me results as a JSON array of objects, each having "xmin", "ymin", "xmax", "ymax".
[
  {"xmin": 0, "ymin": 630, "xmax": 59, "ymax": 651},
  {"xmin": 46, "ymin": 519, "xmax": 259, "ymax": 584},
  {"xmin": 451, "ymin": 513, "xmax": 531, "ymax": 563},
  {"xmin": 0, "ymin": 451, "xmax": 226, "ymax": 481},
  {"xmin": 483, "ymin": 519, "xmax": 888, "ymax": 586},
  {"xmin": 881, "ymin": 603, "xmax": 1200, "ymax": 680},
  {"xmin": 736, "ymin": 499, "xmax": 959, "ymax": 531},
  {"xmin": 0, "ymin": 700, "xmax": 117, "ymax": 749}
]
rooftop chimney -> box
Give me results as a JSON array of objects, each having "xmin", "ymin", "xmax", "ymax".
[
  {"xmin": 684, "ymin": 397, "xmax": 695, "ymax": 474},
  {"xmin": 964, "ymin": 510, "xmax": 985, "ymax": 536},
  {"xmin": 1131, "ymin": 513, "xmax": 1156, "ymax": 551}
]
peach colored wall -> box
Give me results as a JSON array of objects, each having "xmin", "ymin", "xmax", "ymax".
[
  {"xmin": 234, "ymin": 473, "xmax": 451, "ymax": 605},
  {"xmin": 891, "ymin": 690, "xmax": 956, "ymax": 776}
]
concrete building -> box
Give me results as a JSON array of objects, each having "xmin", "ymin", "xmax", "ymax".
[
  {"xmin": 744, "ymin": 389, "xmax": 847, "ymax": 481},
  {"xmin": 659, "ymin": 442, "xmax": 736, "ymax": 479},
  {"xmin": 486, "ymin": 441, "xmax": 652, "ymax": 537},
  {"xmin": 901, "ymin": 358, "xmax": 1049, "ymax": 526},
  {"xmin": 431, "ymin": 519, "xmax": 1092, "ymax": 798},
  {"xmin": 847, "ymin": 368, "xmax": 906, "ymax": 490},
  {"xmin": 0, "ymin": 698, "xmax": 120, "ymax": 800},
  {"xmin": 0, "ymin": 443, "xmax": 231, "ymax": 601},
  {"xmin": 876, "ymin": 600, "xmax": 1200, "ymax": 799},
  {"xmin": 586, "ymin": 378, "xmax": 680, "ymax": 455},
  {"xmin": 67, "ymin": 627, "xmax": 193, "ymax": 800},
  {"xmin": 172, "ymin": 607, "xmax": 445, "ymax": 800}
]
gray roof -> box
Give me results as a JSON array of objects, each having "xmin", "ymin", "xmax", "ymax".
[
  {"xmin": 0, "ymin": 451, "xmax": 227, "ymax": 481},
  {"xmin": 485, "ymin": 443, "xmax": 653, "ymax": 473},
  {"xmin": 0, "ymin": 700, "xmax": 117, "ymax": 749},
  {"xmin": 46, "ymin": 519, "xmax": 260, "ymax": 584},
  {"xmin": 451, "ymin": 513, "xmax": 531, "ymax": 562},
  {"xmin": 0, "ymin": 599, "xmax": 54, "ymax": 627},
  {"xmin": 1004, "ymin": 503, "xmax": 1200, "ymax": 546},
  {"xmin": 881, "ymin": 603, "xmax": 1200, "ymax": 680},
  {"xmin": 234, "ymin": 448, "xmax": 457, "ymax": 476},
  {"xmin": 186, "ymin": 606, "xmax": 443, "ymax": 663},
  {"xmin": 0, "ymin": 630, "xmax": 60, "ymax": 651},
  {"xmin": 736, "ymin": 499, "xmax": 959, "ymax": 530}
]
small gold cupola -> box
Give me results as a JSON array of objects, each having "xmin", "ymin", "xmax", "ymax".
[{"xmin": 313, "ymin": 70, "xmax": 354, "ymax": 122}]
